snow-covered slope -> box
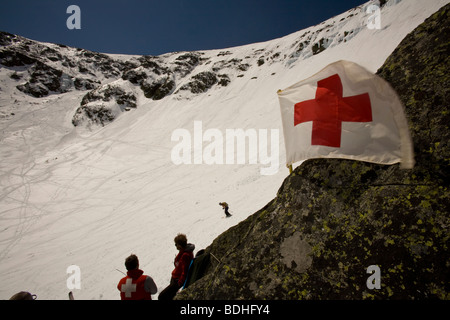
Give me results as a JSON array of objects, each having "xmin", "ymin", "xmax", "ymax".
[{"xmin": 0, "ymin": 0, "xmax": 448, "ymax": 300}]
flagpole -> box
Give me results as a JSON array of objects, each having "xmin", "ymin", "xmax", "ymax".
[{"xmin": 287, "ymin": 164, "xmax": 293, "ymax": 174}]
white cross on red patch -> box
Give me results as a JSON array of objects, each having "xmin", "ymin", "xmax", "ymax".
[{"xmin": 121, "ymin": 278, "xmax": 137, "ymax": 298}]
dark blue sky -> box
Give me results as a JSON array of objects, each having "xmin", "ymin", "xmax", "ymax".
[{"xmin": 0, "ymin": 0, "xmax": 368, "ymax": 55}]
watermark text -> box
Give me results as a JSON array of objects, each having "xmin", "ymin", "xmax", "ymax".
[
  {"xmin": 66, "ymin": 265, "xmax": 81, "ymax": 290},
  {"xmin": 366, "ymin": 265, "xmax": 381, "ymax": 289},
  {"xmin": 171, "ymin": 121, "xmax": 279, "ymax": 175},
  {"xmin": 366, "ymin": 3, "xmax": 381, "ymax": 30},
  {"xmin": 66, "ymin": 5, "xmax": 81, "ymax": 30}
]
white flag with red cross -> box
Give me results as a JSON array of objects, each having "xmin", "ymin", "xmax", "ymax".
[{"xmin": 278, "ymin": 60, "xmax": 414, "ymax": 169}]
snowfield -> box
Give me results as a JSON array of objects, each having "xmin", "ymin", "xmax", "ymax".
[{"xmin": 0, "ymin": 0, "xmax": 448, "ymax": 300}]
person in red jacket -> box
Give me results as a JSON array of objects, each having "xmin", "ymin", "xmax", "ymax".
[
  {"xmin": 117, "ymin": 254, "xmax": 157, "ymax": 300},
  {"xmin": 158, "ymin": 233, "xmax": 195, "ymax": 300}
]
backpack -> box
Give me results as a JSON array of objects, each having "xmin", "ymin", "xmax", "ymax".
[{"xmin": 182, "ymin": 249, "xmax": 211, "ymax": 289}]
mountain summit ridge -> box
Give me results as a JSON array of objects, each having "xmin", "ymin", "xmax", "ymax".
[{"xmin": 0, "ymin": 0, "xmax": 435, "ymax": 129}]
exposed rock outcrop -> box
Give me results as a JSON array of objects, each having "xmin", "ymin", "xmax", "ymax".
[{"xmin": 72, "ymin": 82, "xmax": 137, "ymax": 127}]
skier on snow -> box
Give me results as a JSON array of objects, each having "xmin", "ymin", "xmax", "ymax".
[
  {"xmin": 219, "ymin": 202, "xmax": 232, "ymax": 217},
  {"xmin": 158, "ymin": 233, "xmax": 195, "ymax": 300}
]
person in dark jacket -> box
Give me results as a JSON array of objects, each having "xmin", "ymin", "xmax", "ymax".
[
  {"xmin": 219, "ymin": 202, "xmax": 232, "ymax": 217},
  {"xmin": 117, "ymin": 254, "xmax": 157, "ymax": 300},
  {"xmin": 9, "ymin": 291, "xmax": 37, "ymax": 300},
  {"xmin": 183, "ymin": 249, "xmax": 210, "ymax": 289},
  {"xmin": 158, "ymin": 233, "xmax": 195, "ymax": 300}
]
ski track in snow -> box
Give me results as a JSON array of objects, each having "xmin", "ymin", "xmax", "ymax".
[{"xmin": 0, "ymin": 0, "xmax": 448, "ymax": 299}]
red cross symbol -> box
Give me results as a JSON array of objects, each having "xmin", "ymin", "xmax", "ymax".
[{"xmin": 294, "ymin": 74, "xmax": 372, "ymax": 148}]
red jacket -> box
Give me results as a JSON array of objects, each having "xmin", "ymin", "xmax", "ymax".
[
  {"xmin": 172, "ymin": 244, "xmax": 195, "ymax": 287},
  {"xmin": 117, "ymin": 269, "xmax": 157, "ymax": 300}
]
